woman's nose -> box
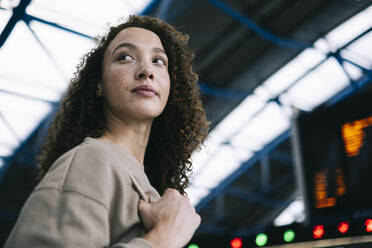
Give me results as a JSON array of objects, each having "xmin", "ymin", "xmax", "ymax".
[{"xmin": 135, "ymin": 65, "xmax": 154, "ymax": 80}]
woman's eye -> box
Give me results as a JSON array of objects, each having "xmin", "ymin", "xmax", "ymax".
[
  {"xmin": 153, "ymin": 57, "xmax": 166, "ymax": 66},
  {"xmin": 117, "ymin": 53, "xmax": 133, "ymax": 61}
]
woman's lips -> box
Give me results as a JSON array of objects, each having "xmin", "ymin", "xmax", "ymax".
[
  {"xmin": 132, "ymin": 85, "xmax": 156, "ymax": 97},
  {"xmin": 133, "ymin": 89, "xmax": 156, "ymax": 97}
]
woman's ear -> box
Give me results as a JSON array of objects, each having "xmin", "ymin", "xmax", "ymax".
[{"xmin": 96, "ymin": 83, "xmax": 103, "ymax": 97}]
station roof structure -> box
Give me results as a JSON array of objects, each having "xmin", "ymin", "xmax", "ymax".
[{"xmin": 0, "ymin": 0, "xmax": 371, "ymax": 244}]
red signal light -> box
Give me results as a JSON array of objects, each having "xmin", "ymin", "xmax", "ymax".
[
  {"xmin": 313, "ymin": 225, "xmax": 324, "ymax": 239},
  {"xmin": 337, "ymin": 222, "xmax": 349, "ymax": 234},
  {"xmin": 365, "ymin": 219, "xmax": 372, "ymax": 232},
  {"xmin": 230, "ymin": 237, "xmax": 243, "ymax": 248}
]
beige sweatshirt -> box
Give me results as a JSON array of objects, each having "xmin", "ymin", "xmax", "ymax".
[{"xmin": 4, "ymin": 137, "xmax": 161, "ymax": 248}]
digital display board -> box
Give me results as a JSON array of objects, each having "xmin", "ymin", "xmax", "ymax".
[{"xmin": 293, "ymin": 87, "xmax": 372, "ymax": 223}]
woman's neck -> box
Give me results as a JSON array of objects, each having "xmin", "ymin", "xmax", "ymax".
[{"xmin": 98, "ymin": 116, "xmax": 152, "ymax": 165}]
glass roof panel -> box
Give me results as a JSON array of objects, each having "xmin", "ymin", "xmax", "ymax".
[
  {"xmin": 0, "ymin": 0, "xmax": 151, "ymax": 169},
  {"xmin": 0, "ymin": 119, "xmax": 18, "ymax": 157},
  {"xmin": 341, "ymin": 32, "xmax": 372, "ymax": 70},
  {"xmin": 0, "ymin": 0, "xmax": 20, "ymax": 10},
  {"xmin": 230, "ymin": 102, "xmax": 290, "ymax": 151},
  {"xmin": 274, "ymin": 198, "xmax": 305, "ymax": 226},
  {"xmin": 0, "ymin": 92, "xmax": 51, "ymax": 154},
  {"xmin": 0, "ymin": 9, "xmax": 11, "ymax": 31},
  {"xmin": 0, "ymin": 76, "xmax": 60, "ymax": 102},
  {"xmin": 186, "ymin": 186, "xmax": 210, "ymax": 206},
  {"xmin": 213, "ymin": 94, "xmax": 267, "ymax": 140},
  {"xmin": 191, "ymin": 145, "xmax": 252, "ymax": 189},
  {"xmin": 29, "ymin": 20, "xmax": 95, "ymax": 80},
  {"xmin": 325, "ymin": 5, "xmax": 372, "ymax": 50},
  {"xmin": 26, "ymin": 0, "xmax": 151, "ymax": 37},
  {"xmin": 285, "ymin": 58, "xmax": 349, "ymax": 111},
  {"xmin": 188, "ymin": 6, "xmax": 372, "ymax": 207},
  {"xmin": 263, "ymin": 48, "xmax": 325, "ymax": 97},
  {"xmin": 0, "ymin": 21, "xmax": 65, "ymax": 93},
  {"xmin": 0, "ymin": 20, "xmax": 56, "ymax": 158}
]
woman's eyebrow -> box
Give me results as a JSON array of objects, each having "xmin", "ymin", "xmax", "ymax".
[
  {"xmin": 112, "ymin": 42, "xmax": 167, "ymax": 57},
  {"xmin": 112, "ymin": 42, "xmax": 137, "ymax": 55},
  {"xmin": 153, "ymin": 47, "xmax": 167, "ymax": 57}
]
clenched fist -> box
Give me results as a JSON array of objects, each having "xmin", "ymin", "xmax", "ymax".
[{"xmin": 138, "ymin": 188, "xmax": 201, "ymax": 248}]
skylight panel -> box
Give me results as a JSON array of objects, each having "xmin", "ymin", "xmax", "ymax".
[
  {"xmin": 194, "ymin": 131, "xmax": 229, "ymax": 165},
  {"xmin": 0, "ymin": 0, "xmax": 153, "ymax": 174},
  {"xmin": 192, "ymin": 103, "xmax": 254, "ymax": 160},
  {"xmin": 324, "ymin": 5, "xmax": 372, "ymax": 50},
  {"xmin": 274, "ymin": 198, "xmax": 305, "ymax": 226},
  {"xmin": 187, "ymin": 145, "xmax": 252, "ymax": 205},
  {"xmin": 0, "ymin": 92, "xmax": 51, "ymax": 146},
  {"xmin": 263, "ymin": 48, "xmax": 325, "ymax": 96},
  {"xmin": 0, "ymin": 0, "xmax": 20, "ymax": 10},
  {"xmin": 0, "ymin": 9, "xmax": 11, "ymax": 31},
  {"xmin": 26, "ymin": 0, "xmax": 151, "ymax": 37},
  {"xmin": 313, "ymin": 38, "xmax": 331, "ymax": 54},
  {"xmin": 29, "ymin": 20, "xmax": 95, "ymax": 80},
  {"xmin": 188, "ymin": 6, "xmax": 371, "ymax": 208},
  {"xmin": 284, "ymin": 58, "xmax": 350, "ymax": 111},
  {"xmin": 0, "ymin": 21, "xmax": 66, "ymax": 93},
  {"xmin": 0, "ymin": 119, "xmax": 18, "ymax": 157},
  {"xmin": 0, "ymin": 77, "xmax": 60, "ymax": 102},
  {"xmin": 342, "ymin": 62, "xmax": 363, "ymax": 81},
  {"xmin": 186, "ymin": 186, "xmax": 210, "ymax": 206},
  {"xmin": 191, "ymin": 130, "xmax": 254, "ymax": 179},
  {"xmin": 230, "ymin": 102, "xmax": 290, "ymax": 151},
  {"xmin": 0, "ymin": 144, "xmax": 13, "ymax": 158},
  {"xmin": 213, "ymin": 94, "xmax": 267, "ymax": 139},
  {"xmin": 0, "ymin": 21, "xmax": 55, "ymax": 159},
  {"xmin": 341, "ymin": 32, "xmax": 372, "ymax": 70},
  {"xmin": 191, "ymin": 145, "xmax": 252, "ymax": 189},
  {"xmin": 190, "ymin": 139, "xmax": 217, "ymax": 175}
]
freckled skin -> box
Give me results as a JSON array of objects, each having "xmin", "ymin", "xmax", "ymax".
[{"xmin": 99, "ymin": 27, "xmax": 171, "ymax": 123}]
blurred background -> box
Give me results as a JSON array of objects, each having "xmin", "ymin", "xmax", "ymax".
[{"xmin": 0, "ymin": 0, "xmax": 372, "ymax": 247}]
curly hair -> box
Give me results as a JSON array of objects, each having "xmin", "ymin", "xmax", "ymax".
[{"xmin": 36, "ymin": 15, "xmax": 209, "ymax": 195}]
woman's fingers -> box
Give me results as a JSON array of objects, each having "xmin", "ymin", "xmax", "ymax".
[
  {"xmin": 139, "ymin": 188, "xmax": 201, "ymax": 247},
  {"xmin": 138, "ymin": 199, "xmax": 155, "ymax": 231},
  {"xmin": 137, "ymin": 199, "xmax": 147, "ymax": 213}
]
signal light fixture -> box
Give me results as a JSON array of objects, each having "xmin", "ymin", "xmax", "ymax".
[
  {"xmin": 337, "ymin": 222, "xmax": 349, "ymax": 234},
  {"xmin": 255, "ymin": 233, "xmax": 268, "ymax": 247},
  {"xmin": 188, "ymin": 244, "xmax": 199, "ymax": 248},
  {"xmin": 365, "ymin": 219, "xmax": 372, "ymax": 232},
  {"xmin": 230, "ymin": 237, "xmax": 243, "ymax": 248},
  {"xmin": 283, "ymin": 229, "xmax": 295, "ymax": 242},
  {"xmin": 313, "ymin": 225, "xmax": 324, "ymax": 239}
]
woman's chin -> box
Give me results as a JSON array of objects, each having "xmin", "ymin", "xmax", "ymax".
[{"xmin": 127, "ymin": 109, "xmax": 164, "ymax": 121}]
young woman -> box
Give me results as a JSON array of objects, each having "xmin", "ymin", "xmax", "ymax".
[{"xmin": 5, "ymin": 15, "xmax": 209, "ymax": 248}]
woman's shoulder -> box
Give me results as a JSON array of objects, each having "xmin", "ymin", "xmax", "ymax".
[
  {"xmin": 35, "ymin": 137, "xmax": 134, "ymax": 205},
  {"xmin": 43, "ymin": 137, "xmax": 121, "ymax": 178}
]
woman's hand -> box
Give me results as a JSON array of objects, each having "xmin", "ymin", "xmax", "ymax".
[{"xmin": 138, "ymin": 188, "xmax": 201, "ymax": 248}]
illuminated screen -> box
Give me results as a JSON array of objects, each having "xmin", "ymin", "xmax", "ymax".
[{"xmin": 296, "ymin": 88, "xmax": 372, "ymax": 222}]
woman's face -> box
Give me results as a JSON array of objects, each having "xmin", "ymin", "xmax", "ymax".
[{"xmin": 99, "ymin": 27, "xmax": 170, "ymax": 123}]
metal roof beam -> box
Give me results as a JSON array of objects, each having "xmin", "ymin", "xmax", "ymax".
[
  {"xmin": 0, "ymin": 0, "xmax": 32, "ymax": 48},
  {"xmin": 196, "ymin": 130, "xmax": 290, "ymax": 212},
  {"xmin": 24, "ymin": 14, "xmax": 94, "ymax": 40},
  {"xmin": 205, "ymin": 0, "xmax": 311, "ymax": 50}
]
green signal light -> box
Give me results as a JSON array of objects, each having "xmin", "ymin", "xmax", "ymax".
[
  {"xmin": 283, "ymin": 229, "xmax": 295, "ymax": 242},
  {"xmin": 188, "ymin": 244, "xmax": 199, "ymax": 248},
  {"xmin": 255, "ymin": 233, "xmax": 268, "ymax": 247}
]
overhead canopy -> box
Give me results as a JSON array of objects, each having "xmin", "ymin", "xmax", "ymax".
[{"xmin": 0, "ymin": 0, "xmax": 371, "ymax": 241}]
